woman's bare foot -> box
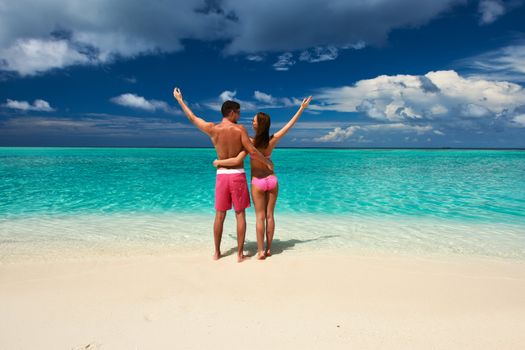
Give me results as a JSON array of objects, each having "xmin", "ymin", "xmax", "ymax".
[
  {"xmin": 237, "ymin": 254, "xmax": 250, "ymax": 263},
  {"xmin": 213, "ymin": 251, "xmax": 221, "ymax": 260},
  {"xmin": 257, "ymin": 251, "xmax": 266, "ymax": 260},
  {"xmin": 265, "ymin": 249, "xmax": 272, "ymax": 257}
]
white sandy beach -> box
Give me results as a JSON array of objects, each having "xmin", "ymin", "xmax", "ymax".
[{"xmin": 1, "ymin": 250, "xmax": 524, "ymax": 350}]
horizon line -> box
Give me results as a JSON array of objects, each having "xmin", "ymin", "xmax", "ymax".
[{"xmin": 1, "ymin": 146, "xmax": 524, "ymax": 151}]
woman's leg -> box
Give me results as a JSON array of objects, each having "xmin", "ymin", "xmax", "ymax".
[
  {"xmin": 251, "ymin": 184, "xmax": 268, "ymax": 259},
  {"xmin": 265, "ymin": 183, "xmax": 278, "ymax": 256}
]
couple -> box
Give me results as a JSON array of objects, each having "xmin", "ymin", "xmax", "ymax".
[{"xmin": 173, "ymin": 87, "xmax": 312, "ymax": 262}]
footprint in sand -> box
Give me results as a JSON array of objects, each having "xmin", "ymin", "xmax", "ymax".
[
  {"xmin": 144, "ymin": 313, "xmax": 156, "ymax": 322},
  {"xmin": 72, "ymin": 342, "xmax": 101, "ymax": 350}
]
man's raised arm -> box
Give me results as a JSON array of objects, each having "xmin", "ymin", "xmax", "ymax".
[
  {"xmin": 238, "ymin": 125, "xmax": 273, "ymax": 171},
  {"xmin": 173, "ymin": 87, "xmax": 213, "ymax": 135}
]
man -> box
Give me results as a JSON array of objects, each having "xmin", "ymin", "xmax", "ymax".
[{"xmin": 173, "ymin": 87, "xmax": 272, "ymax": 262}]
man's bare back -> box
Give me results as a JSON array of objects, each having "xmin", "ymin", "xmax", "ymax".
[{"xmin": 210, "ymin": 121, "xmax": 245, "ymax": 167}]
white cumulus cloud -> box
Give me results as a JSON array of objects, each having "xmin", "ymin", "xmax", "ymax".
[
  {"xmin": 0, "ymin": 0, "xmax": 232, "ymax": 76},
  {"xmin": 315, "ymin": 126, "xmax": 361, "ymax": 142},
  {"xmin": 310, "ymin": 70, "xmax": 525, "ymax": 142},
  {"xmin": 0, "ymin": 38, "xmax": 92, "ymax": 76},
  {"xmin": 253, "ymin": 91, "xmax": 295, "ymax": 107},
  {"xmin": 314, "ymin": 70, "xmax": 525, "ymax": 123},
  {"xmin": 110, "ymin": 93, "xmax": 178, "ymax": 114},
  {"xmin": 204, "ymin": 90, "xmax": 300, "ymax": 112},
  {"xmin": 219, "ymin": 90, "xmax": 237, "ymax": 101},
  {"xmin": 315, "ymin": 123, "xmax": 433, "ymax": 142},
  {"xmin": 205, "ymin": 90, "xmax": 256, "ymax": 112},
  {"xmin": 253, "ymin": 91, "xmax": 274, "ymax": 104},
  {"xmin": 3, "ymin": 98, "xmax": 55, "ymax": 112}
]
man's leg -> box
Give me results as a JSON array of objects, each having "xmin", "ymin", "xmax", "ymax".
[
  {"xmin": 234, "ymin": 209, "xmax": 247, "ymax": 262},
  {"xmin": 213, "ymin": 210, "xmax": 227, "ymax": 260}
]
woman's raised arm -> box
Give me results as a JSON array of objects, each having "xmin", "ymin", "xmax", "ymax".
[{"xmin": 272, "ymin": 96, "xmax": 312, "ymax": 143}]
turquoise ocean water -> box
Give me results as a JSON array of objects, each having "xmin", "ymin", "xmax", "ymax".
[{"xmin": 1, "ymin": 147, "xmax": 524, "ymax": 261}]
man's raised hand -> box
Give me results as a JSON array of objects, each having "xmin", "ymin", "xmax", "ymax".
[{"xmin": 173, "ymin": 87, "xmax": 183, "ymax": 102}]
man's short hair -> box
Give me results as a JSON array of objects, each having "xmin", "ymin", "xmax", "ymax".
[{"xmin": 221, "ymin": 100, "xmax": 240, "ymax": 117}]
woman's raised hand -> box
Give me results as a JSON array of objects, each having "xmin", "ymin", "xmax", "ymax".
[{"xmin": 301, "ymin": 96, "xmax": 312, "ymax": 109}]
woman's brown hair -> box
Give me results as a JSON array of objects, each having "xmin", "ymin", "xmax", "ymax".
[{"xmin": 253, "ymin": 112, "xmax": 272, "ymax": 149}]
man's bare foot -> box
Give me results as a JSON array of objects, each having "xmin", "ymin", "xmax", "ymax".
[
  {"xmin": 213, "ymin": 251, "xmax": 221, "ymax": 260},
  {"xmin": 265, "ymin": 249, "xmax": 272, "ymax": 257},
  {"xmin": 237, "ymin": 254, "xmax": 249, "ymax": 263}
]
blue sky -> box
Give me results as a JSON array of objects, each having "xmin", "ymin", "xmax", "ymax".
[{"xmin": 1, "ymin": 0, "xmax": 524, "ymax": 147}]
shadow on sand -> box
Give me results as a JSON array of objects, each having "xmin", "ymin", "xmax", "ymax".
[{"xmin": 222, "ymin": 235, "xmax": 338, "ymax": 258}]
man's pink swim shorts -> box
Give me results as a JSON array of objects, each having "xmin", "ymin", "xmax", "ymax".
[{"xmin": 215, "ymin": 168, "xmax": 251, "ymax": 212}]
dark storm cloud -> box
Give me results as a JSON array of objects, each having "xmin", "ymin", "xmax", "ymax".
[
  {"xmin": 0, "ymin": 0, "xmax": 466, "ymax": 75},
  {"xmin": 221, "ymin": 0, "xmax": 466, "ymax": 53}
]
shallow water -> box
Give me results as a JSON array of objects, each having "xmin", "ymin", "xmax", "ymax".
[{"xmin": 1, "ymin": 148, "xmax": 524, "ymax": 261}]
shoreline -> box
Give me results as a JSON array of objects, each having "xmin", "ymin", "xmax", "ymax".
[
  {"xmin": 1, "ymin": 250, "xmax": 524, "ymax": 349},
  {"xmin": 2, "ymin": 242, "xmax": 525, "ymax": 266},
  {"xmin": 2, "ymin": 212, "xmax": 524, "ymax": 263}
]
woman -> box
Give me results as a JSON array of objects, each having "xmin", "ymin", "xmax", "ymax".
[{"xmin": 214, "ymin": 96, "xmax": 312, "ymax": 259}]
